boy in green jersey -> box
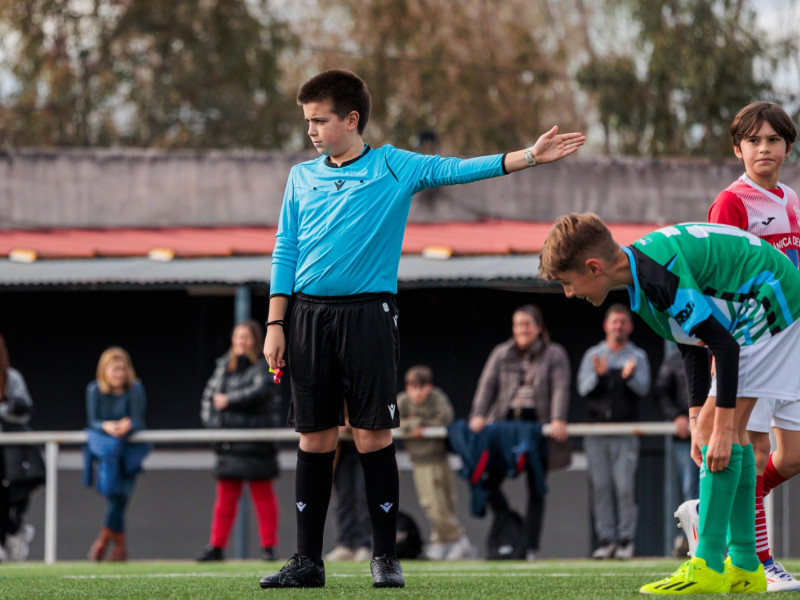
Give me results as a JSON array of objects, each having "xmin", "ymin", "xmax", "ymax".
[{"xmin": 539, "ymin": 213, "xmax": 800, "ymax": 594}]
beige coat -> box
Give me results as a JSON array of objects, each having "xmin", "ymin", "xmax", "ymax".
[{"xmin": 470, "ymin": 338, "xmax": 571, "ymax": 469}]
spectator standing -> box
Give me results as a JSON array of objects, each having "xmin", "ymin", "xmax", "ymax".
[
  {"xmin": 653, "ymin": 342, "xmax": 700, "ymax": 557},
  {"xmin": 577, "ymin": 304, "xmax": 650, "ymax": 560},
  {"xmin": 469, "ymin": 304, "xmax": 571, "ymax": 561},
  {"xmin": 0, "ymin": 333, "xmax": 43, "ymax": 562},
  {"xmin": 84, "ymin": 347, "xmax": 149, "ymax": 562},
  {"xmin": 197, "ymin": 320, "xmax": 281, "ymax": 562},
  {"xmin": 398, "ymin": 365, "xmax": 471, "ymax": 561}
]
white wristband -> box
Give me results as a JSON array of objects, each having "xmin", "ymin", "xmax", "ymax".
[{"xmin": 523, "ymin": 147, "xmax": 538, "ymax": 168}]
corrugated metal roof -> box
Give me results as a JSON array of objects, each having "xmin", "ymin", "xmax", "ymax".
[
  {"xmin": 0, "ymin": 255, "xmax": 550, "ymax": 289},
  {"xmin": 0, "ymin": 221, "xmax": 664, "ymax": 289},
  {"xmin": 0, "ymin": 221, "xmax": 660, "ymax": 260}
]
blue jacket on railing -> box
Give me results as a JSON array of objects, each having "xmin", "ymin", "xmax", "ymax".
[
  {"xmin": 447, "ymin": 419, "xmax": 547, "ymax": 517},
  {"xmin": 82, "ymin": 429, "xmax": 151, "ymax": 497}
]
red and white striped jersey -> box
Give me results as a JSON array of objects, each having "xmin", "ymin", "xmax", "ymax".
[{"xmin": 708, "ymin": 173, "xmax": 800, "ymax": 268}]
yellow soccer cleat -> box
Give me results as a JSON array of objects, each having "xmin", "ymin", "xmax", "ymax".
[
  {"xmin": 640, "ymin": 557, "xmax": 731, "ymax": 595},
  {"xmin": 725, "ymin": 556, "xmax": 767, "ymax": 593}
]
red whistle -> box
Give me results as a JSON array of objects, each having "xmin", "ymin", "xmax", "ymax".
[{"xmin": 271, "ymin": 367, "xmax": 283, "ymax": 384}]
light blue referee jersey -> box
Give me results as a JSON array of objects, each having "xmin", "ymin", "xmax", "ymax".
[{"xmin": 270, "ymin": 144, "xmax": 506, "ymax": 296}]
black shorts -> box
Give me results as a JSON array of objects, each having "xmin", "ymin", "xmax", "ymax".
[{"xmin": 286, "ymin": 292, "xmax": 400, "ymax": 432}]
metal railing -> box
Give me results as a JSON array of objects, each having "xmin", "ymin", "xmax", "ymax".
[{"xmin": 0, "ymin": 422, "xmax": 679, "ymax": 564}]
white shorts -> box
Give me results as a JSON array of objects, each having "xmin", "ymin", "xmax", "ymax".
[
  {"xmin": 746, "ymin": 398, "xmax": 800, "ymax": 432},
  {"xmin": 709, "ymin": 317, "xmax": 800, "ymax": 406}
]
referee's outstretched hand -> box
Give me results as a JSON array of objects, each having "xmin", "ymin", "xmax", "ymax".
[{"xmin": 531, "ymin": 125, "xmax": 585, "ymax": 164}]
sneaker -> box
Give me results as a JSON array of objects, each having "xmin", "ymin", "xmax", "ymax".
[
  {"xmin": 674, "ymin": 499, "xmax": 700, "ymax": 558},
  {"xmin": 640, "ymin": 557, "xmax": 730, "ymax": 595},
  {"xmin": 592, "ymin": 539, "xmax": 616, "ymax": 559},
  {"xmin": 524, "ymin": 549, "xmax": 537, "ymax": 562},
  {"xmin": 196, "ymin": 545, "xmax": 224, "ymax": 562},
  {"xmin": 425, "ymin": 542, "xmax": 449, "ymax": 561},
  {"xmin": 444, "ymin": 536, "xmax": 472, "ymax": 561},
  {"xmin": 259, "ymin": 554, "xmax": 325, "ymax": 589},
  {"xmin": 614, "ymin": 539, "xmax": 635, "ymax": 560},
  {"xmin": 5, "ymin": 524, "xmax": 35, "ymax": 562},
  {"xmin": 370, "ymin": 554, "xmax": 405, "ymax": 588},
  {"xmin": 354, "ymin": 546, "xmax": 372, "ymax": 561},
  {"xmin": 725, "ymin": 557, "xmax": 766, "ymax": 593},
  {"xmin": 764, "ymin": 561, "xmax": 800, "ymax": 592},
  {"xmin": 324, "ymin": 545, "xmax": 355, "ymax": 561},
  {"xmin": 261, "ymin": 547, "xmax": 276, "ymax": 561}
]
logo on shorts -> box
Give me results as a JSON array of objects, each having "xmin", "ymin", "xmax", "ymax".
[
  {"xmin": 388, "ymin": 404, "xmax": 396, "ymax": 419},
  {"xmin": 296, "ymin": 502, "xmax": 307, "ymax": 512},
  {"xmin": 380, "ymin": 502, "xmax": 393, "ymax": 513}
]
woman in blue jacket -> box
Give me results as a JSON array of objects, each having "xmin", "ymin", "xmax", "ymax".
[{"xmin": 85, "ymin": 347, "xmax": 147, "ymax": 562}]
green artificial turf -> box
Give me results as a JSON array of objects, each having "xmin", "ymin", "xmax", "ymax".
[{"xmin": 1, "ymin": 558, "xmax": 797, "ymax": 599}]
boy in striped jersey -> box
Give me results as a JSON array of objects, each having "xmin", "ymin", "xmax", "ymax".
[
  {"xmin": 538, "ymin": 213, "xmax": 800, "ymax": 594},
  {"xmin": 676, "ymin": 101, "xmax": 800, "ymax": 592}
]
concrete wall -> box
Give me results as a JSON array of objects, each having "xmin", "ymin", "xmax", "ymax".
[
  {"xmin": 3, "ymin": 149, "xmax": 799, "ymax": 228},
  {"xmin": 22, "ymin": 447, "xmax": 800, "ymax": 562},
  {"xmin": 22, "ymin": 450, "xmax": 590, "ymax": 562}
]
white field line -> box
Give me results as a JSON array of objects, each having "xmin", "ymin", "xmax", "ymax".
[{"xmin": 62, "ymin": 571, "xmax": 667, "ymax": 580}]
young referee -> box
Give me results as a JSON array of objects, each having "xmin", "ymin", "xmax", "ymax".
[{"xmin": 259, "ymin": 68, "xmax": 585, "ymax": 589}]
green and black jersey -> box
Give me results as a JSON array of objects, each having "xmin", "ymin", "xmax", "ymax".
[{"xmin": 624, "ymin": 222, "xmax": 800, "ymax": 347}]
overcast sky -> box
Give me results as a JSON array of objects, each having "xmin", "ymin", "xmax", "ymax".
[{"xmin": 1, "ymin": 1, "xmax": 798, "ymax": 113}]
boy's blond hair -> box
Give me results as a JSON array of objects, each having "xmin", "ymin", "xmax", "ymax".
[{"xmin": 538, "ymin": 213, "xmax": 620, "ymax": 280}]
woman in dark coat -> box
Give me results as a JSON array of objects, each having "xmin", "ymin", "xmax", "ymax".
[{"xmin": 197, "ymin": 320, "xmax": 281, "ymax": 561}]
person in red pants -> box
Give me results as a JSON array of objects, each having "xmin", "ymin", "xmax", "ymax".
[{"xmin": 197, "ymin": 320, "xmax": 282, "ymax": 561}]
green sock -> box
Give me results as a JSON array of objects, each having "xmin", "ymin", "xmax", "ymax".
[
  {"xmin": 727, "ymin": 443, "xmax": 759, "ymax": 571},
  {"xmin": 695, "ymin": 444, "xmax": 742, "ymax": 573}
]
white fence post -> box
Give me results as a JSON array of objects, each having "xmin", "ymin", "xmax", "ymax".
[{"xmin": 44, "ymin": 440, "xmax": 59, "ymax": 565}]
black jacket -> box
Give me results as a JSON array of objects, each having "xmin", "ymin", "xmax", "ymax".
[{"xmin": 200, "ymin": 354, "xmax": 281, "ymax": 480}]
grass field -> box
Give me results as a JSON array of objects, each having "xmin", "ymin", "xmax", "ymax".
[{"xmin": 3, "ymin": 557, "xmax": 800, "ymax": 599}]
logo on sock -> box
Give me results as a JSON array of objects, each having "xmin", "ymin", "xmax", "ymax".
[
  {"xmin": 380, "ymin": 502, "xmax": 393, "ymax": 513},
  {"xmin": 388, "ymin": 404, "xmax": 396, "ymax": 419},
  {"xmin": 296, "ymin": 502, "xmax": 307, "ymax": 512}
]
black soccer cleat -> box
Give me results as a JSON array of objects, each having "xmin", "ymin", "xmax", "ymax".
[
  {"xmin": 259, "ymin": 554, "xmax": 325, "ymax": 588},
  {"xmin": 370, "ymin": 554, "xmax": 405, "ymax": 588},
  {"xmin": 195, "ymin": 545, "xmax": 224, "ymax": 562}
]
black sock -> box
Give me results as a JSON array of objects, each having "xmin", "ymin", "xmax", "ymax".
[
  {"xmin": 295, "ymin": 448, "xmax": 335, "ymax": 563},
  {"xmin": 358, "ymin": 443, "xmax": 399, "ymax": 558}
]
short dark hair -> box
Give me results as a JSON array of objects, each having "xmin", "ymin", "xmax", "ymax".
[
  {"xmin": 297, "ymin": 69, "xmax": 372, "ymax": 135},
  {"xmin": 605, "ymin": 303, "xmax": 632, "ymax": 321},
  {"xmin": 730, "ymin": 101, "xmax": 797, "ymax": 149},
  {"xmin": 405, "ymin": 365, "xmax": 433, "ymax": 386}
]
